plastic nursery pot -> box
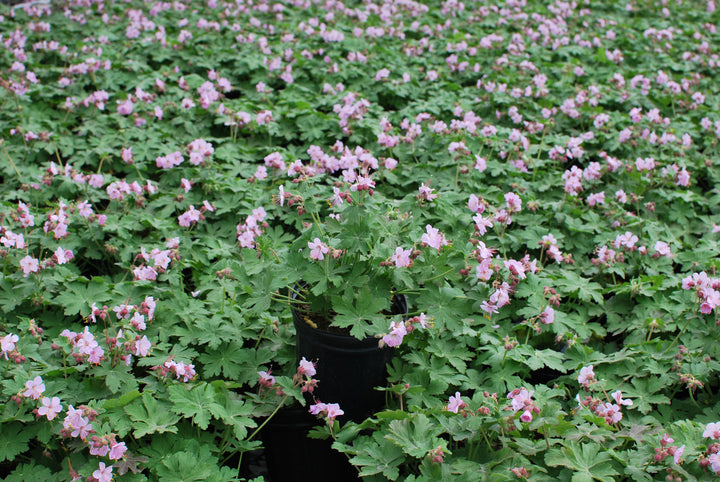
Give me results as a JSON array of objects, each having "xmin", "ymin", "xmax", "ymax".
[
  {"xmin": 292, "ymin": 290, "xmax": 408, "ymax": 423},
  {"xmin": 260, "ymin": 405, "xmax": 358, "ymax": 482}
]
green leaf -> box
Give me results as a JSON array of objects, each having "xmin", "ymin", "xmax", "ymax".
[
  {"xmin": 0, "ymin": 422, "xmax": 33, "ymax": 462},
  {"xmin": 156, "ymin": 443, "xmax": 239, "ymax": 482},
  {"xmin": 168, "ymin": 382, "xmax": 224, "ymax": 430},
  {"xmin": 346, "ymin": 434, "xmax": 405, "ymax": 480},
  {"xmin": 554, "ymin": 270, "xmax": 604, "ymax": 306},
  {"xmin": 103, "ymin": 390, "xmax": 142, "ymax": 410},
  {"xmin": 4, "ymin": 462, "xmax": 58, "ymax": 482},
  {"xmin": 52, "ymin": 277, "xmax": 112, "ymax": 316},
  {"xmin": 214, "ymin": 390, "xmax": 256, "ymax": 440},
  {"xmin": 385, "ymin": 414, "xmax": 442, "ymax": 459},
  {"xmin": 125, "ymin": 392, "xmax": 181, "ymax": 438},
  {"xmin": 545, "ymin": 442, "xmax": 619, "ymax": 482},
  {"xmin": 331, "ymin": 286, "xmax": 389, "ymax": 339},
  {"xmin": 94, "ymin": 362, "xmax": 139, "ymax": 394}
]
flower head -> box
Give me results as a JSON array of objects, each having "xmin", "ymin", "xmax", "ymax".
[
  {"xmin": 38, "ymin": 396, "xmax": 62, "ymax": 420},
  {"xmin": 446, "ymin": 392, "xmax": 467, "ymax": 413},
  {"xmin": 577, "ymin": 365, "xmax": 595, "ymax": 387}
]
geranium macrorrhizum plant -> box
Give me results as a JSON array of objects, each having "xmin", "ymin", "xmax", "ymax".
[
  {"xmin": 3, "ymin": 0, "xmax": 720, "ymax": 480},
  {"xmin": 268, "ymin": 169, "xmax": 455, "ymax": 340}
]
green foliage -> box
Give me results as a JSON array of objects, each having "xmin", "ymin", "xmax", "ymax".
[{"xmin": 1, "ymin": 0, "xmax": 720, "ymax": 479}]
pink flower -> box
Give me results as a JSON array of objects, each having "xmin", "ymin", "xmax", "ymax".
[
  {"xmin": 117, "ymin": 98, "xmax": 134, "ymax": 115},
  {"xmin": 391, "ymin": 247, "xmax": 412, "ymax": 268},
  {"xmin": 586, "ymin": 192, "xmax": 605, "ymax": 207},
  {"xmin": 654, "ymin": 241, "xmax": 671, "ymax": 257},
  {"xmin": 309, "ymin": 402, "xmax": 327, "ymax": 415},
  {"xmin": 108, "ymin": 441, "xmax": 127, "ymax": 460},
  {"xmin": 1, "ymin": 333, "xmax": 19, "ymax": 359},
  {"xmin": 309, "ymin": 402, "xmax": 344, "ymax": 421},
  {"xmin": 308, "ymin": 238, "xmax": 329, "ymax": 261},
  {"xmin": 382, "ymin": 321, "xmax": 407, "ymax": 347},
  {"xmin": 473, "ymin": 214, "xmax": 493, "ymax": 235},
  {"xmin": 93, "ymin": 462, "xmax": 113, "ymax": 482},
  {"xmin": 467, "ymin": 194, "xmax": 485, "ymax": 213},
  {"xmin": 24, "ymin": 376, "xmax": 45, "ymax": 399},
  {"xmin": 121, "ymin": 147, "xmax": 134, "ymax": 164},
  {"xmin": 38, "ymin": 396, "xmax": 62, "ymax": 420},
  {"xmin": 673, "ymin": 444, "xmax": 684, "ymax": 464},
  {"xmin": 611, "ymin": 390, "xmax": 633, "ymax": 406},
  {"xmin": 257, "ymin": 110, "xmax": 274, "ymax": 125},
  {"xmin": 325, "ymin": 403, "xmax": 344, "ymax": 420},
  {"xmin": 577, "ymin": 365, "xmax": 595, "ymax": 387},
  {"xmin": 704, "ymin": 422, "xmax": 720, "ymax": 440},
  {"xmin": 504, "ymin": 192, "xmax": 522, "ymax": 213},
  {"xmin": 258, "ymin": 371, "xmax": 275, "ymax": 387},
  {"xmin": 298, "ymin": 357, "xmax": 316, "ymax": 377},
  {"xmin": 506, "ymin": 388, "xmax": 540, "ymax": 423},
  {"xmin": 20, "ymin": 255, "xmax": 40, "ymax": 277},
  {"xmin": 132, "ymin": 336, "xmax": 151, "ymax": 357},
  {"xmin": 421, "ymin": 225, "xmax": 449, "ymax": 250},
  {"xmin": 418, "ymin": 183, "xmax": 437, "ymax": 201},
  {"xmin": 54, "ymin": 247, "xmax": 74, "ymax": 265},
  {"xmin": 540, "ymin": 306, "xmax": 554, "ymax": 324},
  {"xmin": 709, "ymin": 453, "xmax": 720, "ymax": 474},
  {"xmin": 446, "ymin": 392, "xmax": 467, "ymax": 413}
]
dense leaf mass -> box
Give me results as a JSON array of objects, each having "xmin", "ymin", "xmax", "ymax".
[{"xmin": 1, "ymin": 0, "xmax": 720, "ymax": 480}]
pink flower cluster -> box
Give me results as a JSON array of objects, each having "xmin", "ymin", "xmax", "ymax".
[
  {"xmin": 187, "ymin": 138, "xmax": 214, "ymax": 165},
  {"xmin": 106, "ymin": 178, "xmax": 156, "ymax": 201},
  {"xmin": 682, "ymin": 272, "xmax": 720, "ymax": 315},
  {"xmin": 88, "ymin": 433, "xmax": 128, "ymax": 460},
  {"xmin": 156, "ymin": 150, "xmax": 184, "ymax": 169},
  {"xmin": 654, "ymin": 433, "xmax": 684, "ymax": 465},
  {"xmin": 59, "ymin": 326, "xmax": 105, "ymax": 364},
  {"xmin": 178, "ymin": 202, "xmax": 214, "ymax": 227},
  {"xmin": 309, "ymin": 402, "xmax": 344, "ymax": 425},
  {"xmin": 236, "ymin": 207, "xmax": 267, "ymax": 248},
  {"xmin": 62, "ymin": 404, "xmax": 97, "ymax": 441},
  {"xmin": 1, "ymin": 333, "xmax": 21, "ymax": 362},
  {"xmin": 446, "ymin": 391, "xmax": 468, "ymax": 414},
  {"xmin": 507, "ymin": 388, "xmax": 539, "ymax": 423},
  {"xmin": 293, "ymin": 357, "xmax": 319, "ymax": 394},
  {"xmin": 154, "ymin": 357, "xmax": 196, "ymax": 382},
  {"xmin": 576, "ymin": 390, "xmax": 632, "ymax": 425},
  {"xmin": 133, "ymin": 239, "xmax": 180, "ymax": 281},
  {"xmin": 333, "ymin": 92, "xmax": 370, "ymax": 133},
  {"xmin": 420, "ymin": 224, "xmax": 449, "ymax": 250},
  {"xmin": 380, "ymin": 313, "xmax": 430, "ymax": 348},
  {"xmin": 45, "ymin": 162, "xmax": 104, "ymax": 188},
  {"xmin": 539, "ymin": 233, "xmax": 567, "ymax": 264}
]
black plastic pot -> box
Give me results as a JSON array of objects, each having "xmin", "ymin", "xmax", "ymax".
[
  {"xmin": 260, "ymin": 406, "xmax": 358, "ymax": 482},
  {"xmin": 292, "ymin": 292, "xmax": 408, "ymax": 422}
]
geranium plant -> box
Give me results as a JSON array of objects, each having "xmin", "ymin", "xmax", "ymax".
[
  {"xmin": 2, "ymin": 0, "xmax": 720, "ymax": 480},
  {"xmin": 264, "ymin": 162, "xmax": 456, "ymax": 339}
]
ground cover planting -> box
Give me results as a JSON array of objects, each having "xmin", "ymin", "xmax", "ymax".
[{"xmin": 2, "ymin": 0, "xmax": 720, "ymax": 480}]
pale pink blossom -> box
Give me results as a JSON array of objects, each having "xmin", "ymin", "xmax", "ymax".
[
  {"xmin": 38, "ymin": 396, "xmax": 62, "ymax": 420},
  {"xmin": 421, "ymin": 225, "xmax": 449, "ymax": 250},
  {"xmin": 382, "ymin": 321, "xmax": 407, "ymax": 347},
  {"xmin": 93, "ymin": 462, "xmax": 113, "ymax": 482},
  {"xmin": 20, "ymin": 255, "xmax": 39, "ymax": 277},
  {"xmin": 308, "ymin": 238, "xmax": 329, "ymax": 260},
  {"xmin": 298, "ymin": 357, "xmax": 316, "ymax": 377},
  {"xmin": 446, "ymin": 392, "xmax": 467, "ymax": 413},
  {"xmin": 391, "ymin": 247, "xmax": 413, "ymax": 268},
  {"xmin": 704, "ymin": 422, "xmax": 720, "ymax": 440},
  {"xmin": 578, "ymin": 365, "xmax": 595, "ymax": 387},
  {"xmin": 1, "ymin": 333, "xmax": 19, "ymax": 359},
  {"xmin": 24, "ymin": 376, "xmax": 45, "ymax": 399}
]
